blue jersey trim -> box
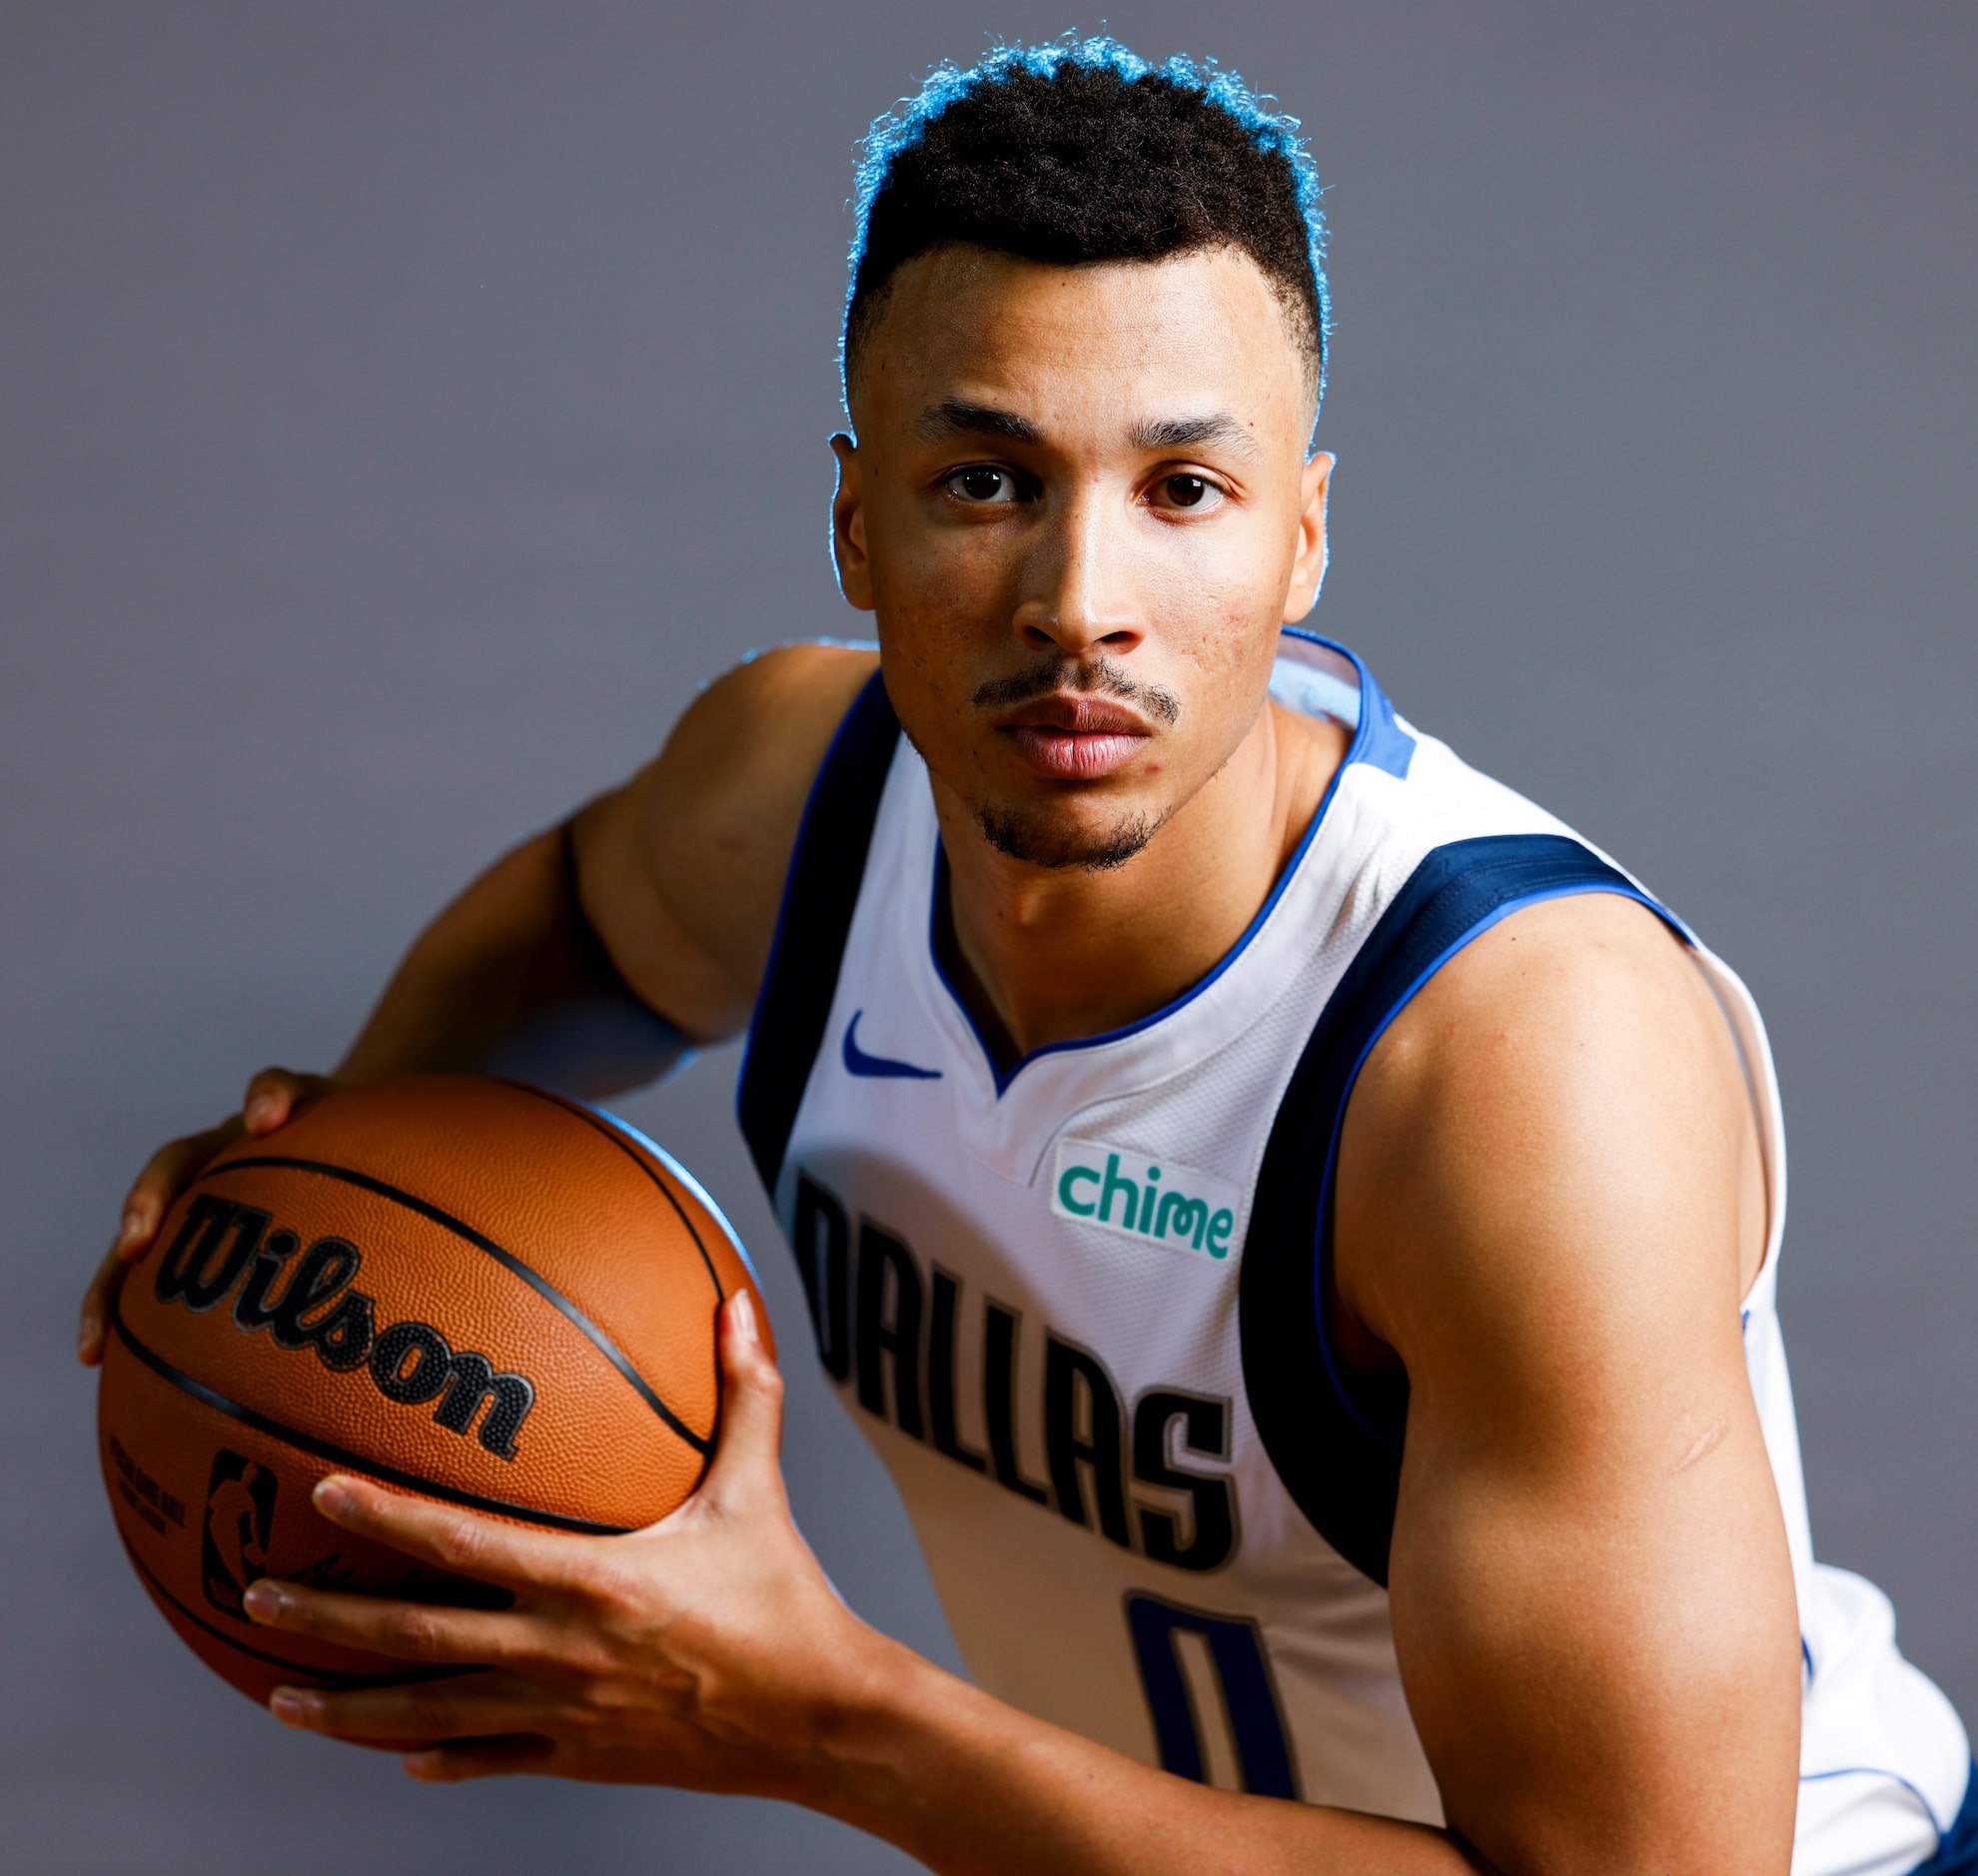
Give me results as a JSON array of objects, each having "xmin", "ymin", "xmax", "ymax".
[
  {"xmin": 1240, "ymin": 833, "xmax": 1685, "ymax": 1585},
  {"xmin": 928, "ymin": 632, "xmax": 1405, "ymax": 1099},
  {"xmin": 735, "ymin": 671, "xmax": 901, "ymax": 1188},
  {"xmin": 1910, "ymin": 1759, "xmax": 1978, "ymax": 1871},
  {"xmin": 1349, "ymin": 658, "xmax": 1417, "ymax": 779},
  {"xmin": 1310, "ymin": 879, "xmax": 1680, "ymax": 1450},
  {"xmin": 1800, "ymin": 1764, "xmax": 1951, "ymax": 1846},
  {"xmin": 737, "ymin": 672, "xmax": 875, "ymax": 1117}
]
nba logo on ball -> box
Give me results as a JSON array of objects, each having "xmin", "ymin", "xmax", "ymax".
[{"xmin": 201, "ymin": 1450, "xmax": 277, "ymax": 1617}]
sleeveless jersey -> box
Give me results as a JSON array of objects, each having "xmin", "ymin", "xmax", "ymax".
[{"xmin": 735, "ymin": 631, "xmax": 1968, "ymax": 1874}]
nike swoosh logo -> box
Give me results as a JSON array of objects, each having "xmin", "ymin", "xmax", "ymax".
[{"xmin": 842, "ymin": 1010, "xmax": 942, "ymax": 1081}]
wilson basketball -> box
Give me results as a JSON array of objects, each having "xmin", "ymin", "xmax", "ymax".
[{"xmin": 97, "ymin": 1074, "xmax": 771, "ymax": 1706}]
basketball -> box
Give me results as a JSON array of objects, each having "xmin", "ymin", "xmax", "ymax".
[{"xmin": 97, "ymin": 1074, "xmax": 771, "ymax": 1706}]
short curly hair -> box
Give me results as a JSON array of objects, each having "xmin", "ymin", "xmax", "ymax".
[{"xmin": 844, "ymin": 37, "xmax": 1331, "ymax": 420}]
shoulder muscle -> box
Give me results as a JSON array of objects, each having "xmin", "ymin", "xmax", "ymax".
[
  {"xmin": 1339, "ymin": 891, "xmax": 1762, "ymax": 1380},
  {"xmin": 571, "ymin": 642, "xmax": 880, "ymax": 1041},
  {"xmin": 1334, "ymin": 892, "xmax": 1797, "ymax": 1870}
]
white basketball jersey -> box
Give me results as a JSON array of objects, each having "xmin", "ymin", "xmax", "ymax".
[{"xmin": 735, "ymin": 631, "xmax": 1968, "ymax": 1873}]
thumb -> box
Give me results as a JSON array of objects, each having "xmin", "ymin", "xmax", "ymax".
[{"xmin": 697, "ymin": 1290, "xmax": 785, "ymax": 1506}]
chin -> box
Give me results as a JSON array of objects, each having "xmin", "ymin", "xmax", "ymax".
[{"xmin": 973, "ymin": 799, "xmax": 1163, "ymax": 872}]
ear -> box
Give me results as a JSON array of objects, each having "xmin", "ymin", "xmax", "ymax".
[
  {"xmin": 830, "ymin": 433, "xmax": 875, "ymax": 611},
  {"xmin": 1281, "ymin": 451, "xmax": 1334, "ymax": 623}
]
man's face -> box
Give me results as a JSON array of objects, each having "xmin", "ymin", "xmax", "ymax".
[{"xmin": 834, "ymin": 243, "xmax": 1331, "ymax": 871}]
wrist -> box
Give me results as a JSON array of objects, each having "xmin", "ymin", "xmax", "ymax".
[
  {"xmin": 786, "ymin": 1625, "xmax": 980, "ymax": 1839},
  {"xmin": 790, "ymin": 1627, "xmax": 1110, "ymax": 1875}
]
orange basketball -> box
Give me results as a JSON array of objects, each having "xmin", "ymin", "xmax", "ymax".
[{"xmin": 98, "ymin": 1073, "xmax": 771, "ymax": 1706}]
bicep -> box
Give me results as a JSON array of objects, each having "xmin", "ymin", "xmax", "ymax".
[
  {"xmin": 1341, "ymin": 897, "xmax": 1800, "ymax": 1874},
  {"xmin": 571, "ymin": 644, "xmax": 879, "ymax": 1042},
  {"xmin": 1392, "ymin": 1368, "xmax": 1797, "ymax": 1873}
]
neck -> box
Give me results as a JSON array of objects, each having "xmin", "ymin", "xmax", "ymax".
[{"xmin": 932, "ymin": 701, "xmax": 1349, "ymax": 1068}]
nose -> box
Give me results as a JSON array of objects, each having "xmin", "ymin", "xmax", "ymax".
[{"xmin": 1012, "ymin": 489, "xmax": 1145, "ymax": 658}]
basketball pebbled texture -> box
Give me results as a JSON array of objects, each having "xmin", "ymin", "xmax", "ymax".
[{"xmin": 98, "ymin": 1074, "xmax": 772, "ymax": 1705}]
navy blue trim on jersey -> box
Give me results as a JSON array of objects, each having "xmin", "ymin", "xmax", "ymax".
[
  {"xmin": 1240, "ymin": 834, "xmax": 1682, "ymax": 1585},
  {"xmin": 737, "ymin": 672, "xmax": 902, "ymax": 1191},
  {"xmin": 928, "ymin": 635, "xmax": 1411, "ymax": 1099},
  {"xmin": 1908, "ymin": 1760, "xmax": 1978, "ymax": 1872}
]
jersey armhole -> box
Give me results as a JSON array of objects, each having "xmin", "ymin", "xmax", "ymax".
[
  {"xmin": 1241, "ymin": 833, "xmax": 1685, "ymax": 1584},
  {"xmin": 735, "ymin": 671, "xmax": 902, "ymax": 1192}
]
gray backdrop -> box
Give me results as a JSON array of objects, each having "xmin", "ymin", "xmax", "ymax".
[{"xmin": 5, "ymin": 4, "xmax": 1973, "ymax": 1870}]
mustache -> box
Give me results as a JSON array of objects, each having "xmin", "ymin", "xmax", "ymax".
[{"xmin": 970, "ymin": 656, "xmax": 1182, "ymax": 727}]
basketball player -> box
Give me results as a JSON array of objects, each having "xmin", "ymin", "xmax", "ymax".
[{"xmin": 77, "ymin": 40, "xmax": 1974, "ymax": 1876}]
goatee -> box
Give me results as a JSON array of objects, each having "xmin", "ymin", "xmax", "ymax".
[{"xmin": 974, "ymin": 802, "xmax": 1161, "ymax": 872}]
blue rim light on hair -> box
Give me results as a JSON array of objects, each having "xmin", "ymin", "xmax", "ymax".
[{"xmin": 843, "ymin": 33, "xmax": 1333, "ymax": 422}]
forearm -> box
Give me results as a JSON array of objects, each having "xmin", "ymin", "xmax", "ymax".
[
  {"xmin": 810, "ymin": 1638, "xmax": 1487, "ymax": 1876},
  {"xmin": 334, "ymin": 820, "xmax": 685, "ymax": 1098},
  {"xmin": 238, "ymin": 1300, "xmax": 1485, "ymax": 1872}
]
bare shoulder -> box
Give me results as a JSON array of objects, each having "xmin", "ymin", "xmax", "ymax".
[
  {"xmin": 1335, "ymin": 890, "xmax": 1763, "ymax": 1384},
  {"xmin": 1348, "ymin": 912, "xmax": 1799, "ymax": 1875},
  {"xmin": 652, "ymin": 642, "xmax": 880, "ymax": 848},
  {"xmin": 1361, "ymin": 890, "xmax": 1732, "ymax": 1121},
  {"xmin": 573, "ymin": 642, "xmax": 881, "ymax": 1041}
]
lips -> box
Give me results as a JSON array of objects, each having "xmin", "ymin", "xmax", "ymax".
[{"xmin": 996, "ymin": 694, "xmax": 1152, "ymax": 782}]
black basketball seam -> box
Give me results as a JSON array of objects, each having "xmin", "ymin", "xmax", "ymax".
[
  {"xmin": 496, "ymin": 1082, "xmax": 724, "ymax": 1301},
  {"xmin": 491, "ymin": 1088, "xmax": 736, "ymax": 1463},
  {"xmin": 193, "ymin": 1154, "xmax": 711, "ymax": 1457},
  {"xmin": 117, "ymin": 1533, "xmax": 475, "ymax": 1689},
  {"xmin": 111, "ymin": 1316, "xmax": 651, "ymax": 1535}
]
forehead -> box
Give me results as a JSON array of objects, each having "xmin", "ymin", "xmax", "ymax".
[{"xmin": 850, "ymin": 245, "xmax": 1311, "ymax": 449}]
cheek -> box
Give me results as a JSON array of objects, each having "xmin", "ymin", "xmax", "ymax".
[
  {"xmin": 866, "ymin": 568, "xmax": 1001, "ymax": 779},
  {"xmin": 1150, "ymin": 571, "xmax": 1286, "ymax": 756},
  {"xmin": 1154, "ymin": 507, "xmax": 1293, "ymax": 634},
  {"xmin": 870, "ymin": 530, "xmax": 1009, "ymax": 658},
  {"xmin": 1152, "ymin": 565, "xmax": 1280, "ymax": 685}
]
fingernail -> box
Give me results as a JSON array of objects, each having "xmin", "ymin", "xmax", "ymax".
[
  {"xmin": 246, "ymin": 1096, "xmax": 278, "ymax": 1130},
  {"xmin": 731, "ymin": 1289, "xmax": 759, "ymax": 1347},
  {"xmin": 270, "ymin": 1688, "xmax": 313, "ymax": 1727},
  {"xmin": 243, "ymin": 1579, "xmax": 285, "ymax": 1622},
  {"xmin": 116, "ymin": 1212, "xmax": 145, "ymax": 1252},
  {"xmin": 405, "ymin": 1751, "xmax": 441, "ymax": 1780},
  {"xmin": 313, "ymin": 1477, "xmax": 353, "ymax": 1517},
  {"xmin": 78, "ymin": 1314, "xmax": 98, "ymax": 1357}
]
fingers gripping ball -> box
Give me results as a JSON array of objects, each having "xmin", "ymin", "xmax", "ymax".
[{"xmin": 97, "ymin": 1075, "xmax": 773, "ymax": 1704}]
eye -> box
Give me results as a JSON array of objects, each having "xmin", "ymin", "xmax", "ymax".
[
  {"xmin": 945, "ymin": 466, "xmax": 1023, "ymax": 504},
  {"xmin": 1153, "ymin": 472, "xmax": 1225, "ymax": 513}
]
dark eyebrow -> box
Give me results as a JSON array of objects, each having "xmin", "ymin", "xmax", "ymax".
[
  {"xmin": 1129, "ymin": 413, "xmax": 1261, "ymax": 459},
  {"xmin": 915, "ymin": 401, "xmax": 1261, "ymax": 460},
  {"xmin": 916, "ymin": 399, "xmax": 1043, "ymax": 446}
]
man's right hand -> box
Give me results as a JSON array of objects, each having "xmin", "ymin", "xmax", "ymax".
[
  {"xmin": 76, "ymin": 641, "xmax": 878, "ymax": 1369},
  {"xmin": 78, "ymin": 1066, "xmax": 333, "ymax": 1366}
]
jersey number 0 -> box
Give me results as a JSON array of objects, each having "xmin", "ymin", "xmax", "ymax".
[{"xmin": 1127, "ymin": 1593, "xmax": 1298, "ymax": 1799}]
